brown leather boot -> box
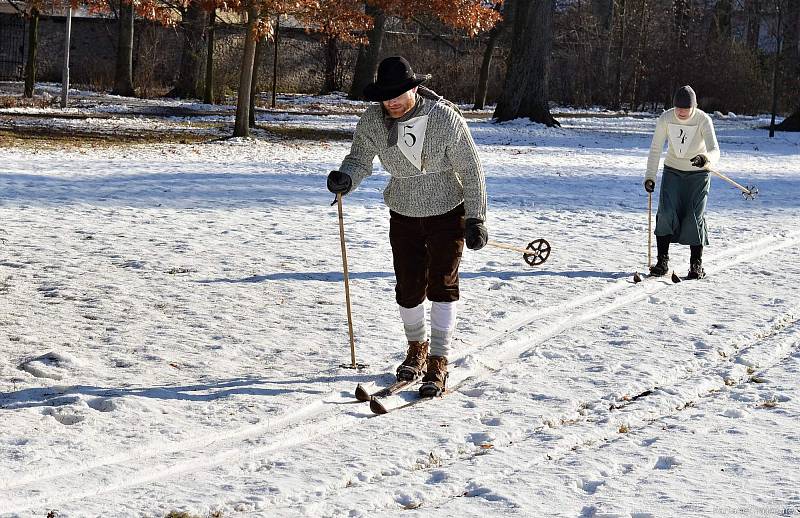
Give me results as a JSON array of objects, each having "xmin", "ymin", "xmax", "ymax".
[
  {"xmin": 419, "ymin": 356, "xmax": 448, "ymax": 397},
  {"xmin": 396, "ymin": 340, "xmax": 428, "ymax": 381}
]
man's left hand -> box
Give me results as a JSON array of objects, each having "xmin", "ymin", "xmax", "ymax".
[
  {"xmin": 465, "ymin": 218, "xmax": 488, "ymax": 251},
  {"xmin": 691, "ymin": 154, "xmax": 708, "ymax": 168}
]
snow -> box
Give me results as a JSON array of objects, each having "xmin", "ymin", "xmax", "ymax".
[{"xmin": 1, "ymin": 91, "xmax": 799, "ymax": 517}]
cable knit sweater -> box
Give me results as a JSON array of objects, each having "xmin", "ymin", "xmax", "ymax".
[
  {"xmin": 645, "ymin": 108, "xmax": 720, "ymax": 183},
  {"xmin": 338, "ymin": 92, "xmax": 487, "ymax": 221}
]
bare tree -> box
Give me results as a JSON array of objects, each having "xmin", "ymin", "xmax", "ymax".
[
  {"xmin": 249, "ymin": 36, "xmax": 267, "ymax": 128},
  {"xmin": 204, "ymin": 8, "xmax": 216, "ymax": 104},
  {"xmin": 24, "ymin": 7, "xmax": 39, "ymax": 98},
  {"xmin": 786, "ymin": 0, "xmax": 800, "ymax": 65},
  {"xmin": 169, "ymin": 1, "xmax": 208, "ymax": 99},
  {"xmin": 473, "ymin": 1, "xmax": 508, "ymax": 110},
  {"xmin": 593, "ymin": 0, "xmax": 615, "ymax": 89},
  {"xmin": 710, "ymin": 0, "xmax": 733, "ymax": 42},
  {"xmin": 349, "ymin": 2, "xmax": 386, "ymax": 100},
  {"xmin": 113, "ymin": 0, "xmax": 135, "ymax": 96},
  {"xmin": 745, "ymin": 0, "xmax": 762, "ymax": 49},
  {"xmin": 234, "ymin": 1, "xmax": 260, "ymax": 137},
  {"xmin": 322, "ymin": 35, "xmax": 340, "ymax": 94},
  {"xmin": 494, "ymin": 0, "xmax": 559, "ymax": 126}
]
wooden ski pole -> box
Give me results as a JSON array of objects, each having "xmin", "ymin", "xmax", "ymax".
[
  {"xmin": 487, "ymin": 241, "xmax": 533, "ymax": 255},
  {"xmin": 335, "ymin": 194, "xmax": 365, "ymax": 369},
  {"xmin": 707, "ymin": 168, "xmax": 758, "ymax": 198},
  {"xmin": 486, "ymin": 238, "xmax": 551, "ymax": 266}
]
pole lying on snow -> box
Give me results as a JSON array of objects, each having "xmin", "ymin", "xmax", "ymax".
[
  {"xmin": 707, "ymin": 168, "xmax": 759, "ymax": 200},
  {"xmin": 335, "ymin": 193, "xmax": 366, "ymax": 369}
]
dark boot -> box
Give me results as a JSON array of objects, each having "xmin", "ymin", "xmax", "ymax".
[
  {"xmin": 396, "ymin": 340, "xmax": 428, "ymax": 381},
  {"xmin": 687, "ymin": 258, "xmax": 706, "ymax": 279},
  {"xmin": 419, "ymin": 356, "xmax": 448, "ymax": 397},
  {"xmin": 649, "ymin": 254, "xmax": 669, "ymax": 277}
]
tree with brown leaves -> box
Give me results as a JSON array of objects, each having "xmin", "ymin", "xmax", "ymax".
[{"xmin": 348, "ymin": 0, "xmax": 503, "ymax": 100}]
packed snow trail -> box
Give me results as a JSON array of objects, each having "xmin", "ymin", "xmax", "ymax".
[{"xmin": 2, "ymin": 233, "xmax": 796, "ymax": 514}]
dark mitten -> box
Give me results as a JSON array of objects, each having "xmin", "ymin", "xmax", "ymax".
[
  {"xmin": 327, "ymin": 170, "xmax": 352, "ymax": 194},
  {"xmin": 465, "ymin": 218, "xmax": 488, "ymax": 251},
  {"xmin": 644, "ymin": 179, "xmax": 655, "ymax": 193},
  {"xmin": 690, "ymin": 155, "xmax": 708, "ymax": 168}
]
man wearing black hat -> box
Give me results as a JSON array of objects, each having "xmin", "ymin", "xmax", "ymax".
[
  {"xmin": 327, "ymin": 56, "xmax": 487, "ymax": 397},
  {"xmin": 644, "ymin": 85, "xmax": 720, "ymax": 279}
]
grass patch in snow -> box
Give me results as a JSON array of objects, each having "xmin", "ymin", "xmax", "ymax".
[{"xmin": 0, "ymin": 126, "xmax": 211, "ymax": 148}]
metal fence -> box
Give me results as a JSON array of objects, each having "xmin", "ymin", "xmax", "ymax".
[{"xmin": 0, "ymin": 14, "xmax": 26, "ymax": 80}]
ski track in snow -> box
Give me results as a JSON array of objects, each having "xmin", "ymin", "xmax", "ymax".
[
  {"xmin": 1, "ymin": 103, "xmax": 799, "ymax": 516},
  {"xmin": 1, "ymin": 231, "xmax": 797, "ymax": 514}
]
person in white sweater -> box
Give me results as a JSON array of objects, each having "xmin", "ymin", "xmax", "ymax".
[
  {"xmin": 326, "ymin": 56, "xmax": 488, "ymax": 397},
  {"xmin": 644, "ymin": 85, "xmax": 720, "ymax": 279}
]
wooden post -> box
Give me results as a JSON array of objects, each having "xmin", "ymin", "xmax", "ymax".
[{"xmin": 61, "ymin": 7, "xmax": 72, "ymax": 108}]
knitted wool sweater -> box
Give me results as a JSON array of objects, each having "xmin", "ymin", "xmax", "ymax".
[
  {"xmin": 645, "ymin": 108, "xmax": 721, "ymax": 182},
  {"xmin": 338, "ymin": 92, "xmax": 487, "ymax": 221}
]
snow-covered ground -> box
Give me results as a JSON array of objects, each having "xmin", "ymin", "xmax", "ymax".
[{"xmin": 1, "ymin": 92, "xmax": 799, "ymax": 517}]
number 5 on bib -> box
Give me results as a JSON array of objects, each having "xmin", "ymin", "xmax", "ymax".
[{"xmin": 397, "ymin": 115, "xmax": 430, "ymax": 171}]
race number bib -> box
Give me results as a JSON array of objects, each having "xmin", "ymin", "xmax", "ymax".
[
  {"xmin": 397, "ymin": 115, "xmax": 429, "ymax": 171},
  {"xmin": 667, "ymin": 123, "xmax": 698, "ymax": 158}
]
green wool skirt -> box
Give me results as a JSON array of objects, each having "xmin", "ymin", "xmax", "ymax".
[{"xmin": 654, "ymin": 165, "xmax": 710, "ymax": 246}]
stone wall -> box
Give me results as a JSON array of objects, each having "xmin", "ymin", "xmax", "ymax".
[{"xmin": 0, "ymin": 12, "xmax": 505, "ymax": 104}]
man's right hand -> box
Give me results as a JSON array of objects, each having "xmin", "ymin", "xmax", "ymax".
[
  {"xmin": 644, "ymin": 179, "xmax": 655, "ymax": 193},
  {"xmin": 327, "ymin": 170, "xmax": 352, "ymax": 195}
]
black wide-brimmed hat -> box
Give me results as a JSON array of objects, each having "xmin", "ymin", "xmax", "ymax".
[{"xmin": 363, "ymin": 56, "xmax": 430, "ymax": 102}]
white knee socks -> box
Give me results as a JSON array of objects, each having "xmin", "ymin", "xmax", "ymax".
[
  {"xmin": 399, "ymin": 301, "xmax": 457, "ymax": 358},
  {"xmin": 398, "ymin": 303, "xmax": 427, "ymax": 342},
  {"xmin": 430, "ymin": 301, "xmax": 457, "ymax": 358}
]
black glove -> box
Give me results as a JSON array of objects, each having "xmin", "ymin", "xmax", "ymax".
[
  {"xmin": 644, "ymin": 179, "xmax": 655, "ymax": 193},
  {"xmin": 690, "ymin": 154, "xmax": 708, "ymax": 168},
  {"xmin": 327, "ymin": 170, "xmax": 352, "ymax": 195},
  {"xmin": 465, "ymin": 218, "xmax": 488, "ymax": 251}
]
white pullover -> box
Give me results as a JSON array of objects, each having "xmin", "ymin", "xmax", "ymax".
[{"xmin": 645, "ymin": 108, "xmax": 720, "ymax": 182}]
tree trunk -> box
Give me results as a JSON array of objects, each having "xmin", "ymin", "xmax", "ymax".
[
  {"xmin": 473, "ymin": 21, "xmax": 505, "ymax": 110},
  {"xmin": 629, "ymin": 0, "xmax": 650, "ymax": 110},
  {"xmin": 769, "ymin": 3, "xmax": 783, "ymax": 138},
  {"xmin": 113, "ymin": 0, "xmax": 135, "ymax": 97},
  {"xmin": 249, "ymin": 36, "xmax": 266, "ymax": 128},
  {"xmin": 668, "ymin": 0, "xmax": 691, "ymax": 104},
  {"xmin": 775, "ymin": 108, "xmax": 800, "ymax": 130},
  {"xmin": 61, "ymin": 7, "xmax": 72, "ymax": 108},
  {"xmin": 322, "ymin": 36, "xmax": 339, "ymax": 94},
  {"xmin": 171, "ymin": 2, "xmax": 207, "ymax": 99},
  {"xmin": 234, "ymin": 3, "xmax": 259, "ymax": 137},
  {"xmin": 745, "ymin": 0, "xmax": 761, "ymax": 49},
  {"xmin": 493, "ymin": 0, "xmax": 559, "ymax": 126},
  {"xmin": 591, "ymin": 0, "xmax": 615, "ymax": 100},
  {"xmin": 204, "ymin": 9, "xmax": 216, "ymax": 104},
  {"xmin": 348, "ymin": 3, "xmax": 386, "ymax": 100},
  {"xmin": 710, "ymin": 0, "xmax": 733, "ymax": 42},
  {"xmin": 614, "ymin": 0, "xmax": 628, "ymax": 110},
  {"xmin": 786, "ymin": 0, "xmax": 800, "ymax": 67},
  {"xmin": 24, "ymin": 8, "xmax": 39, "ymax": 98},
  {"xmin": 271, "ymin": 15, "xmax": 280, "ymax": 108}
]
